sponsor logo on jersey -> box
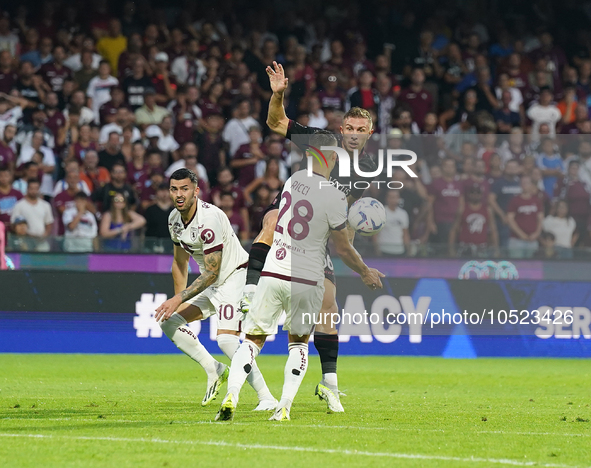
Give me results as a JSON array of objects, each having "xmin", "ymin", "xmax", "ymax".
[
  {"xmin": 200, "ymin": 228, "xmax": 215, "ymax": 244},
  {"xmin": 276, "ymin": 247, "xmax": 287, "ymax": 260}
]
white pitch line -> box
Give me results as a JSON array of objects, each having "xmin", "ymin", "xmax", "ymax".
[
  {"xmin": 2, "ymin": 417, "xmax": 589, "ymax": 439},
  {"xmin": 0, "ymin": 433, "xmax": 585, "ymax": 468}
]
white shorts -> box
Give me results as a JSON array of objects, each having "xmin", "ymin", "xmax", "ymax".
[
  {"xmin": 187, "ymin": 268, "xmax": 246, "ymax": 332},
  {"xmin": 243, "ymin": 275, "xmax": 324, "ymax": 337}
]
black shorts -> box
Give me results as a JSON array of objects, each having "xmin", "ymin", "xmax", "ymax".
[{"xmin": 324, "ymin": 249, "xmax": 336, "ymax": 286}]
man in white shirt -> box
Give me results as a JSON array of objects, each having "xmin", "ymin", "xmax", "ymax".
[
  {"xmin": 16, "ymin": 130, "xmax": 56, "ymax": 197},
  {"xmin": 527, "ymin": 86, "xmax": 561, "ymax": 141},
  {"xmin": 63, "ymin": 192, "xmax": 97, "ymax": 252},
  {"xmin": 86, "ymin": 61, "xmax": 118, "ymax": 123},
  {"xmin": 375, "ymin": 190, "xmax": 410, "ymax": 255},
  {"xmin": 11, "ymin": 179, "xmax": 54, "ymax": 251},
  {"xmin": 99, "ymin": 107, "xmax": 141, "ymax": 144},
  {"xmin": 171, "ymin": 39, "xmax": 206, "ymax": 86},
  {"xmin": 222, "ymin": 99, "xmax": 258, "ymax": 156}
]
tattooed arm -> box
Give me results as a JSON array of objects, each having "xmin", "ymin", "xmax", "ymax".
[
  {"xmin": 180, "ymin": 250, "xmax": 222, "ymax": 302},
  {"xmin": 155, "ymin": 250, "xmax": 222, "ymax": 321}
]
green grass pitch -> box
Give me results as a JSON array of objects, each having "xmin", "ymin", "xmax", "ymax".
[{"xmin": 0, "ymin": 354, "xmax": 590, "ymax": 467}]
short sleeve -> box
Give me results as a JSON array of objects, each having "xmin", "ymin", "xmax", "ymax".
[
  {"xmin": 328, "ymin": 191, "xmax": 348, "ymax": 231},
  {"xmin": 401, "ymin": 209, "xmax": 410, "ymax": 229},
  {"xmin": 44, "ymin": 203, "xmax": 54, "ymax": 224},
  {"xmin": 62, "ymin": 209, "xmax": 75, "ymax": 227},
  {"xmin": 286, "ymin": 120, "xmax": 320, "ymax": 140},
  {"xmin": 202, "ymin": 213, "xmax": 225, "ymax": 255}
]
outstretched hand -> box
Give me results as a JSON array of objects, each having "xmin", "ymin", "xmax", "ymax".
[{"xmin": 266, "ymin": 61, "xmax": 288, "ymax": 94}]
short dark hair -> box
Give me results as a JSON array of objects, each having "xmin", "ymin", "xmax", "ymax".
[
  {"xmin": 74, "ymin": 191, "xmax": 88, "ymax": 200},
  {"xmin": 111, "ymin": 161, "xmax": 126, "ymax": 172},
  {"xmin": 308, "ymin": 130, "xmax": 338, "ymax": 150},
  {"xmin": 27, "ymin": 178, "xmax": 41, "ymax": 185},
  {"xmin": 170, "ymin": 168, "xmax": 198, "ymax": 185}
]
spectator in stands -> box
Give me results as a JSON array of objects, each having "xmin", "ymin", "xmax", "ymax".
[
  {"xmin": 223, "ymin": 98, "xmax": 258, "ymax": 156},
  {"xmin": 99, "ymin": 87, "xmax": 126, "ymax": 126},
  {"xmin": 99, "ymin": 107, "xmax": 141, "ymax": 144},
  {"xmin": 375, "ymin": 190, "xmax": 410, "ymax": 256},
  {"xmin": 99, "ymin": 193, "xmax": 145, "ymax": 252},
  {"xmin": 211, "ymin": 166, "xmax": 248, "ymax": 231},
  {"xmin": 533, "ymin": 231, "xmax": 558, "ymax": 259},
  {"xmin": 98, "ymin": 131, "xmax": 126, "ymax": 171},
  {"xmin": 10, "ymin": 179, "xmax": 53, "ymax": 252},
  {"xmin": 554, "ymin": 160, "xmax": 591, "ymax": 247},
  {"xmin": 452, "ymin": 181, "xmax": 498, "ymax": 257},
  {"xmin": 12, "ymin": 161, "xmax": 39, "ymax": 195},
  {"xmin": 139, "ymin": 170, "xmax": 165, "ymax": 211},
  {"xmin": 171, "ymin": 39, "xmax": 206, "ymax": 86},
  {"xmin": 0, "ymin": 51, "xmax": 18, "ymax": 95},
  {"xmin": 16, "ymin": 130, "xmax": 56, "ymax": 199},
  {"xmin": 527, "ymin": 87, "xmax": 561, "ymax": 141},
  {"xmin": 245, "ymin": 156, "xmax": 285, "ymax": 207},
  {"xmin": 97, "ymin": 19, "xmax": 127, "ymax": 75},
  {"xmin": 80, "ymin": 150, "xmax": 110, "ymax": 193},
  {"xmin": 16, "ymin": 108, "xmax": 55, "ymax": 148},
  {"xmin": 489, "ymin": 159, "xmax": 522, "ymax": 246},
  {"xmin": 93, "ymin": 161, "xmax": 137, "ymax": 212},
  {"xmin": 494, "ymin": 90, "xmax": 521, "ymax": 133},
  {"xmin": 135, "ymin": 88, "xmax": 169, "ymax": 129},
  {"xmin": 536, "ymin": 137, "xmax": 564, "ymax": 196},
  {"xmin": 427, "ymin": 158, "xmax": 462, "ymax": 245},
  {"xmin": 64, "ymin": 90, "xmax": 95, "ymax": 125},
  {"xmin": 63, "ymin": 192, "xmax": 98, "ymax": 253},
  {"xmin": 86, "ymin": 61, "xmax": 119, "ymax": 122},
  {"xmin": 219, "ymin": 191, "xmax": 248, "ymax": 243},
  {"xmin": 144, "ymin": 182, "xmax": 173, "ymax": 252},
  {"xmin": 230, "ymin": 126, "xmax": 265, "ymax": 189},
  {"xmin": 0, "ymin": 126, "xmax": 16, "ymax": 171},
  {"xmin": 347, "ymin": 69, "xmax": 378, "ymax": 113},
  {"xmin": 152, "ymin": 52, "xmax": 176, "ymax": 105},
  {"xmin": 164, "ymin": 142, "xmax": 208, "ymax": 183},
  {"xmin": 561, "ymin": 102, "xmax": 591, "ymax": 135},
  {"xmin": 542, "ymin": 199, "xmax": 577, "ymax": 258},
  {"xmin": 398, "ymin": 67, "xmax": 433, "ymax": 130},
  {"xmin": 126, "ymin": 141, "xmax": 147, "ymax": 193},
  {"xmin": 507, "ymin": 175, "xmax": 544, "ymax": 258},
  {"xmin": 169, "ymin": 85, "xmax": 202, "ymax": 145},
  {"xmin": 122, "ymin": 57, "xmax": 153, "ymax": 111},
  {"xmin": 38, "ymin": 46, "xmax": 72, "ymax": 94},
  {"xmin": 0, "ymin": 167, "xmax": 22, "ymax": 230}
]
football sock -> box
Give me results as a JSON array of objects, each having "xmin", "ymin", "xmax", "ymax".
[
  {"xmin": 226, "ymin": 339, "xmax": 261, "ymax": 402},
  {"xmin": 314, "ymin": 333, "xmax": 339, "ymax": 388},
  {"xmin": 278, "ymin": 342, "xmax": 309, "ymax": 411},
  {"xmin": 246, "ymin": 242, "xmax": 270, "ymax": 285},
  {"xmin": 216, "ymin": 333, "xmax": 274, "ymax": 402},
  {"xmin": 160, "ymin": 313, "xmax": 218, "ymax": 382}
]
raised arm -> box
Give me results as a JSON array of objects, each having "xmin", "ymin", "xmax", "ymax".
[{"xmin": 265, "ymin": 61, "xmax": 289, "ymax": 136}]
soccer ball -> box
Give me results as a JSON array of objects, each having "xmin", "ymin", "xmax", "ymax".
[{"xmin": 348, "ymin": 198, "xmax": 386, "ymax": 236}]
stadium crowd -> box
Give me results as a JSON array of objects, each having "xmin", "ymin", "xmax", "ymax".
[{"xmin": 1, "ymin": 0, "xmax": 591, "ymax": 258}]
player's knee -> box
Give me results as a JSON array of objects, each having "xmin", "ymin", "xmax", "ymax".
[
  {"xmin": 159, "ymin": 313, "xmax": 186, "ymax": 339},
  {"xmin": 216, "ymin": 333, "xmax": 240, "ymax": 359}
]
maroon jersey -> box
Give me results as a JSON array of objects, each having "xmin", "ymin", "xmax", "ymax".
[
  {"xmin": 462, "ymin": 177, "xmax": 490, "ymax": 203},
  {"xmin": 226, "ymin": 209, "xmax": 245, "ymax": 236},
  {"xmin": 72, "ymin": 141, "xmax": 98, "ymax": 164},
  {"xmin": 0, "ymin": 144, "xmax": 15, "ymax": 169},
  {"xmin": 0, "ymin": 188, "xmax": 22, "ymax": 225},
  {"xmin": 428, "ymin": 177, "xmax": 462, "ymax": 223},
  {"xmin": 39, "ymin": 63, "xmax": 73, "ymax": 93},
  {"xmin": 45, "ymin": 111, "xmax": 66, "ymax": 141},
  {"xmin": 459, "ymin": 204, "xmax": 489, "ymax": 245},
  {"xmin": 507, "ymin": 194, "xmax": 543, "ymax": 237},
  {"xmin": 397, "ymin": 87, "xmax": 433, "ymax": 129},
  {"xmin": 317, "ymin": 89, "xmax": 345, "ymax": 110},
  {"xmin": 0, "ymin": 69, "xmax": 18, "ymax": 94},
  {"xmin": 127, "ymin": 162, "xmax": 148, "ymax": 194},
  {"xmin": 232, "ymin": 143, "xmax": 258, "ymax": 188},
  {"xmin": 53, "ymin": 190, "xmax": 76, "ymax": 235},
  {"xmin": 140, "ymin": 184, "xmax": 157, "ymax": 204},
  {"xmin": 198, "ymin": 97, "xmax": 222, "ymax": 119},
  {"xmin": 152, "ymin": 74, "xmax": 177, "ymax": 99},
  {"xmin": 555, "ymin": 178, "xmax": 591, "ymax": 218},
  {"xmin": 210, "ymin": 184, "xmax": 246, "ymax": 210},
  {"xmin": 172, "ymin": 102, "xmax": 201, "ymax": 144}
]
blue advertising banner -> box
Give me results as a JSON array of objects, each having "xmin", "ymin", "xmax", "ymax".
[{"xmin": 0, "ymin": 271, "xmax": 589, "ymax": 357}]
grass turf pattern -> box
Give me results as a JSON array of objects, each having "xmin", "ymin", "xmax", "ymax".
[{"xmin": 0, "ymin": 354, "xmax": 589, "ymax": 467}]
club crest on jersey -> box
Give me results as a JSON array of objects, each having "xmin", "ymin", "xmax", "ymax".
[
  {"xmin": 276, "ymin": 247, "xmax": 287, "ymax": 260},
  {"xmin": 190, "ymin": 227, "xmax": 198, "ymax": 241},
  {"xmin": 201, "ymin": 228, "xmax": 215, "ymax": 244}
]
